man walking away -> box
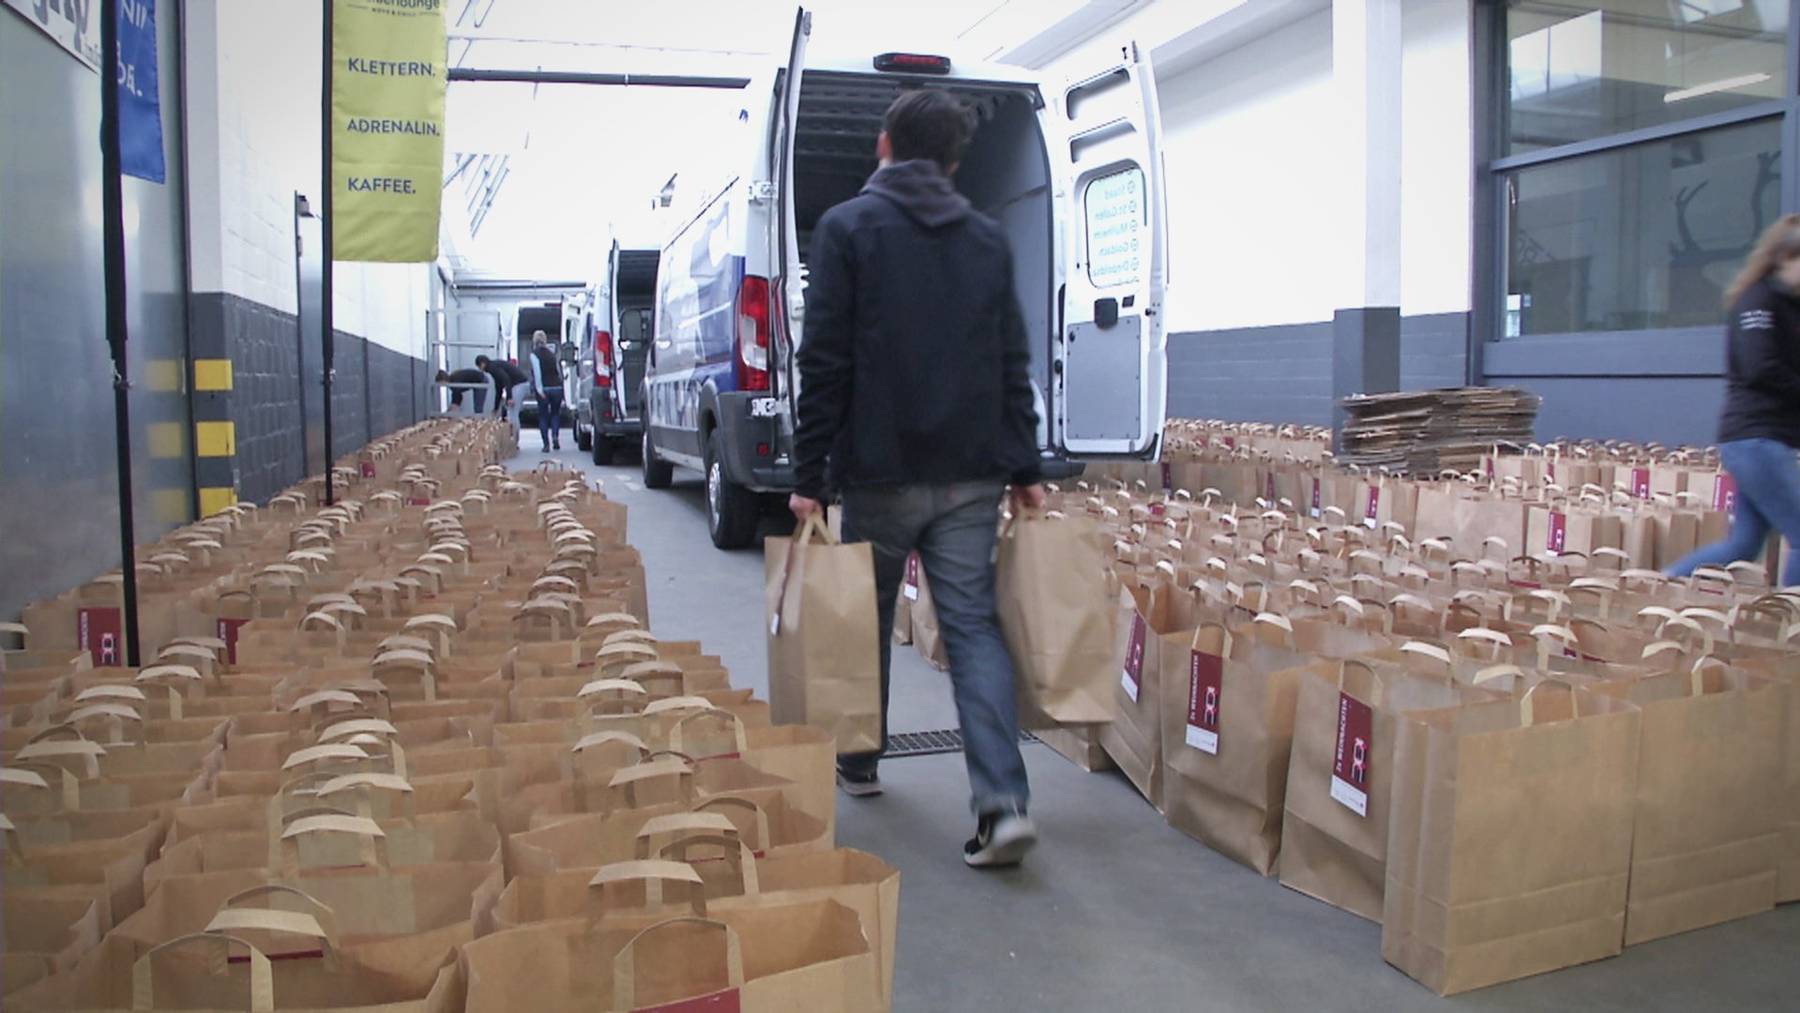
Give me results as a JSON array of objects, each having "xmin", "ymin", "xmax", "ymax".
[
  {"xmin": 435, "ymin": 366, "xmax": 491, "ymax": 413},
  {"xmin": 476, "ymin": 354, "xmax": 530, "ymax": 422},
  {"xmin": 789, "ymin": 89, "xmax": 1045, "ymax": 869},
  {"xmin": 528, "ymin": 330, "xmax": 566, "ymax": 452}
]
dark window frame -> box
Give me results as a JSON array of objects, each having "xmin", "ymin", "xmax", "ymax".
[{"xmin": 1473, "ymin": 0, "xmax": 1800, "ymax": 375}]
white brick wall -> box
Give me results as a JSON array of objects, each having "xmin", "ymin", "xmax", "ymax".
[{"xmin": 185, "ymin": 0, "xmax": 430, "ymax": 357}]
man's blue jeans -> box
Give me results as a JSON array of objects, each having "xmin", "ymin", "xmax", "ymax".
[
  {"xmin": 838, "ymin": 481, "xmax": 1031, "ymax": 816},
  {"xmin": 537, "ymin": 386, "xmax": 565, "ymax": 448},
  {"xmin": 1669, "ymin": 437, "xmax": 1800, "ymax": 587}
]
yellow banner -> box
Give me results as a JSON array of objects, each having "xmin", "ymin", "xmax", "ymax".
[{"xmin": 331, "ymin": 0, "xmax": 447, "ymax": 263}]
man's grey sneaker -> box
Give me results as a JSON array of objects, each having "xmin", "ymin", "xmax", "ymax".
[
  {"xmin": 964, "ymin": 810, "xmax": 1037, "ymax": 868},
  {"xmin": 836, "ymin": 770, "xmax": 884, "ymax": 798}
]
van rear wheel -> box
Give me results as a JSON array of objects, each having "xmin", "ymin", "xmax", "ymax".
[
  {"xmin": 591, "ymin": 435, "xmax": 615, "ymax": 466},
  {"xmin": 705, "ymin": 431, "xmax": 760, "ymax": 550}
]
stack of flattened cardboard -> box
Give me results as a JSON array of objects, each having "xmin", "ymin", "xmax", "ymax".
[{"xmin": 1339, "ymin": 388, "xmax": 1540, "ymax": 473}]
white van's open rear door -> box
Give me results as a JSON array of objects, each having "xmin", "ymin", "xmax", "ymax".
[
  {"xmin": 1056, "ymin": 42, "xmax": 1168, "ymax": 459},
  {"xmin": 775, "ymin": 6, "xmax": 812, "ymax": 402}
]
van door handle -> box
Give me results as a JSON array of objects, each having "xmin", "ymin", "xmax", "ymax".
[
  {"xmin": 656, "ymin": 340, "xmax": 673, "ymax": 350},
  {"xmin": 1094, "ymin": 298, "xmax": 1120, "ymax": 329}
]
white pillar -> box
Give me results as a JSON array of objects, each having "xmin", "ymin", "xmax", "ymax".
[
  {"xmin": 1331, "ymin": 0, "xmax": 1404, "ymax": 443},
  {"xmin": 1334, "ymin": 0, "xmax": 1403, "ymax": 311}
]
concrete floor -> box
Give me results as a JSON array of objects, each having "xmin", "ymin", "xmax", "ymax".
[{"xmin": 529, "ymin": 438, "xmax": 1800, "ymax": 1012}]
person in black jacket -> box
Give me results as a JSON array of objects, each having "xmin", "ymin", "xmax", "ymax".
[
  {"xmin": 1669, "ymin": 214, "xmax": 1800, "ymax": 587},
  {"xmin": 476, "ymin": 355, "xmax": 530, "ymax": 421},
  {"xmin": 435, "ymin": 366, "xmax": 491, "ymax": 413},
  {"xmin": 789, "ymin": 89, "xmax": 1043, "ymax": 868}
]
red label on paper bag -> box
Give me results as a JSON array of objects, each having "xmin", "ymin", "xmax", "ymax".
[
  {"xmin": 1545, "ymin": 511, "xmax": 1568, "ymax": 553},
  {"xmin": 1310, "ymin": 478, "xmax": 1322, "ymax": 519},
  {"xmin": 1149, "ymin": 502, "xmax": 1166, "ymax": 518},
  {"xmin": 1185, "ymin": 650, "xmax": 1223, "ymax": 754},
  {"xmin": 1364, "ymin": 485, "xmax": 1380, "ymax": 528},
  {"xmin": 1545, "ymin": 459, "xmax": 1557, "ymax": 483},
  {"xmin": 1160, "ymin": 462, "xmax": 1173, "ymax": 491},
  {"xmin": 78, "ymin": 607, "xmax": 123, "ymax": 666},
  {"xmin": 1222, "ymin": 436, "xmax": 1236, "ymax": 450},
  {"xmin": 1120, "ymin": 612, "xmax": 1147, "ymax": 702},
  {"xmin": 408, "ymin": 496, "xmax": 432, "ymax": 507},
  {"xmin": 1485, "ymin": 456, "xmax": 1496, "ymax": 479},
  {"xmin": 217, "ymin": 617, "xmax": 250, "ymax": 665},
  {"xmin": 639, "ymin": 989, "xmax": 742, "ymax": 1013},
  {"xmin": 1265, "ymin": 472, "xmax": 1276, "ymax": 502},
  {"xmin": 1714, "ymin": 473, "xmax": 1738, "ymax": 516},
  {"xmin": 359, "ymin": 459, "xmax": 377, "ymax": 479},
  {"xmin": 902, "ymin": 553, "xmax": 921, "ymax": 601},
  {"xmin": 1330, "ymin": 691, "xmax": 1373, "ymax": 817},
  {"xmin": 1630, "ymin": 467, "xmax": 1651, "ymax": 500}
]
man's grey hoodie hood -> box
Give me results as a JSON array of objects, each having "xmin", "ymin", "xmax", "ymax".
[{"xmin": 862, "ymin": 159, "xmax": 971, "ymax": 229}]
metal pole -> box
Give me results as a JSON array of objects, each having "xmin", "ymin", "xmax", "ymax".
[
  {"xmin": 446, "ymin": 68, "xmax": 750, "ymax": 88},
  {"xmin": 100, "ymin": 0, "xmax": 143, "ymax": 667},
  {"xmin": 321, "ymin": 0, "xmax": 336, "ymax": 506}
]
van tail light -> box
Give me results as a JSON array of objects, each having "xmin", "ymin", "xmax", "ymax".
[
  {"xmin": 593, "ymin": 330, "xmax": 613, "ymax": 387},
  {"xmin": 736, "ymin": 275, "xmax": 771, "ymax": 392}
]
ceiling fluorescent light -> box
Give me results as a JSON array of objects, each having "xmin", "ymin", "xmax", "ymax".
[{"xmin": 1664, "ymin": 72, "xmax": 1771, "ymax": 104}]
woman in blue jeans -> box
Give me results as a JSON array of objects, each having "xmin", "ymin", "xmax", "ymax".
[{"xmin": 1670, "ymin": 214, "xmax": 1800, "ymax": 588}]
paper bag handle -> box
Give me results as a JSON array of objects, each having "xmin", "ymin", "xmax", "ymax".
[
  {"xmin": 1519, "ymin": 680, "xmax": 1579, "ymax": 728},
  {"xmin": 658, "ymin": 834, "xmax": 763, "ymax": 898},
  {"xmin": 612, "ymin": 917, "xmax": 745, "ymax": 1011},
  {"xmin": 132, "ymin": 933, "xmax": 274, "ymax": 1013},
  {"xmin": 589, "ymin": 859, "xmax": 708, "ymax": 917},
  {"xmin": 693, "ymin": 794, "xmax": 774, "ymax": 853},
  {"xmin": 278, "ymin": 814, "xmax": 390, "ymax": 874},
  {"xmin": 0, "ymin": 762, "xmax": 82, "ymax": 811},
  {"xmin": 667, "ymin": 708, "xmax": 750, "ymax": 759},
  {"xmin": 1188, "ymin": 621, "xmax": 1233, "ymax": 656},
  {"xmin": 211, "ymin": 883, "xmax": 340, "ymax": 950}
]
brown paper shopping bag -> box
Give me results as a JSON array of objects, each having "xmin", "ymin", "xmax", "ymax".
[
  {"xmin": 458, "ymin": 904, "xmax": 881, "ymax": 1013},
  {"xmin": 996, "ymin": 512, "xmax": 1119, "ymax": 727},
  {"xmin": 1590, "ymin": 665, "xmax": 1784, "ymax": 943},
  {"xmin": 1156, "ymin": 621, "xmax": 1313, "ymax": 875},
  {"xmin": 1099, "ymin": 570, "xmax": 1202, "ymax": 810},
  {"xmin": 892, "ymin": 554, "xmax": 916, "ymax": 647},
  {"xmin": 495, "ymin": 844, "xmax": 899, "ymax": 1008},
  {"xmin": 6, "ymin": 919, "xmax": 460, "ymax": 1012},
  {"xmin": 1382, "ymin": 682, "xmax": 1641, "ymax": 995},
  {"xmin": 908, "ymin": 559, "xmax": 949, "ymax": 673},
  {"xmin": 764, "ymin": 517, "xmax": 882, "ymax": 753},
  {"xmin": 1278, "ymin": 660, "xmax": 1486, "ymax": 922},
  {"xmin": 2, "ymin": 891, "xmax": 103, "ymax": 997}
]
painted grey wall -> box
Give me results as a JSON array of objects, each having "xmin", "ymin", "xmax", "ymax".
[
  {"xmin": 1166, "ymin": 312, "xmax": 1470, "ymax": 426},
  {"xmin": 1, "ymin": 4, "xmax": 193, "ymax": 624},
  {"xmin": 1482, "ymin": 326, "xmax": 1724, "ymax": 446},
  {"xmin": 193, "ymin": 291, "xmax": 429, "ymax": 503},
  {"xmin": 1399, "ymin": 312, "xmax": 1469, "ymax": 389}
]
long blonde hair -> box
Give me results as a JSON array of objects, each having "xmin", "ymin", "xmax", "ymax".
[{"xmin": 1726, "ymin": 214, "xmax": 1800, "ymax": 308}]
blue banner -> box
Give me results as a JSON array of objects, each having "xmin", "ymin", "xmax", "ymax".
[{"xmin": 118, "ymin": 0, "xmax": 163, "ymax": 184}]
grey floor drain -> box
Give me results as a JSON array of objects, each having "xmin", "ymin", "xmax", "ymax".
[{"xmin": 886, "ymin": 728, "xmax": 1039, "ymax": 759}]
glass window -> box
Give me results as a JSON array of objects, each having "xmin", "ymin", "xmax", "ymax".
[
  {"xmin": 1503, "ymin": 117, "xmax": 1780, "ymax": 335},
  {"xmin": 1505, "ymin": 1, "xmax": 1788, "ymax": 154},
  {"xmin": 1085, "ymin": 166, "xmax": 1145, "ymax": 288}
]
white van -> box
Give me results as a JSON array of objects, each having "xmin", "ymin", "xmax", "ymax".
[
  {"xmin": 573, "ymin": 228, "xmax": 665, "ymax": 464},
  {"xmin": 642, "ymin": 7, "xmax": 1169, "ymax": 548}
]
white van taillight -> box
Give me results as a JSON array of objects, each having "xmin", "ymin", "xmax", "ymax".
[
  {"xmin": 875, "ymin": 53, "xmax": 951, "ymax": 75},
  {"xmin": 593, "ymin": 330, "xmax": 613, "ymax": 387},
  {"xmin": 737, "ymin": 275, "xmax": 771, "ymax": 392}
]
